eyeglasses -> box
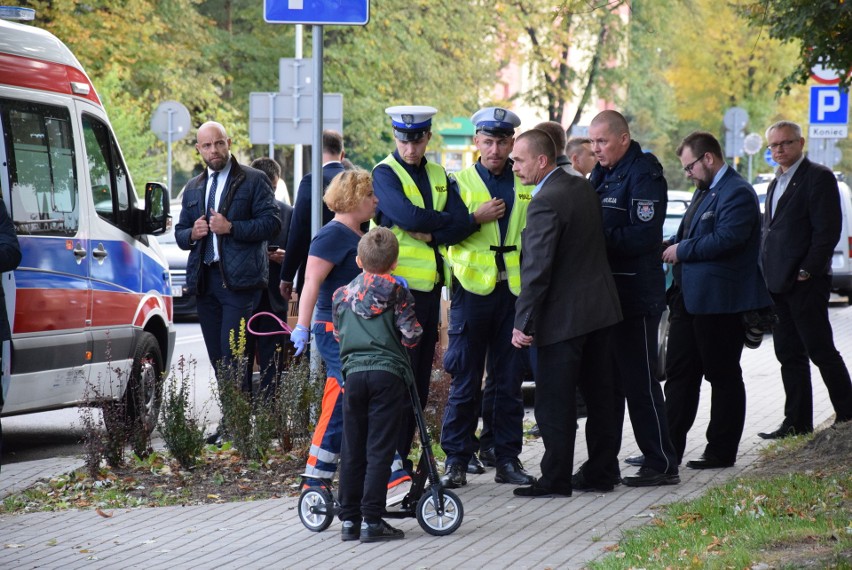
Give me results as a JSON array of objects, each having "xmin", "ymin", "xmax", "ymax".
[
  {"xmin": 682, "ymin": 154, "xmax": 704, "ymax": 175},
  {"xmin": 767, "ymin": 139, "xmax": 798, "ymax": 151}
]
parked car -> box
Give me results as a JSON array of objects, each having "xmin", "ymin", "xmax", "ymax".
[{"xmin": 158, "ymin": 203, "xmax": 196, "ymax": 318}]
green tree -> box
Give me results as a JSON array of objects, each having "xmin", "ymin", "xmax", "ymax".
[{"xmin": 739, "ymin": 0, "xmax": 852, "ymax": 92}]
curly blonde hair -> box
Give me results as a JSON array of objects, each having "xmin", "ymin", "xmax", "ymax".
[{"xmin": 323, "ymin": 170, "xmax": 373, "ymax": 213}]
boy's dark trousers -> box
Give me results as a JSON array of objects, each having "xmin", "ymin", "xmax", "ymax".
[{"xmin": 338, "ymin": 369, "xmax": 406, "ymax": 523}]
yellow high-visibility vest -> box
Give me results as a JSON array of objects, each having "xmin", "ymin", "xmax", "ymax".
[
  {"xmin": 447, "ymin": 165, "xmax": 533, "ymax": 296},
  {"xmin": 372, "ymin": 155, "xmax": 449, "ymax": 292}
]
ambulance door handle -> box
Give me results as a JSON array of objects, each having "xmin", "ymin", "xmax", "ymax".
[
  {"xmin": 92, "ymin": 243, "xmax": 108, "ymax": 264},
  {"xmin": 72, "ymin": 242, "xmax": 87, "ymax": 264}
]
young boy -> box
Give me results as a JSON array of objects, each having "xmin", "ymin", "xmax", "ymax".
[{"xmin": 332, "ymin": 227, "xmax": 423, "ymax": 543}]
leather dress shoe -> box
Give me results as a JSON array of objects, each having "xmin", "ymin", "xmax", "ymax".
[
  {"xmin": 758, "ymin": 423, "xmax": 810, "ymax": 440},
  {"xmin": 440, "ymin": 463, "xmax": 467, "ymax": 489},
  {"xmin": 479, "ymin": 447, "xmax": 497, "ymax": 467},
  {"xmin": 513, "ymin": 482, "xmax": 572, "ymax": 497},
  {"xmin": 685, "ymin": 455, "xmax": 734, "ymax": 469},
  {"xmin": 495, "ymin": 459, "xmax": 535, "ymax": 485},
  {"xmin": 467, "ymin": 454, "xmax": 486, "ymax": 475},
  {"xmin": 624, "ymin": 454, "xmax": 645, "ymax": 467},
  {"xmin": 572, "ymin": 469, "xmax": 616, "ymax": 492},
  {"xmin": 622, "ymin": 466, "xmax": 680, "ymax": 487}
]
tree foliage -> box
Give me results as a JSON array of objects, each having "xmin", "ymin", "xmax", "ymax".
[{"xmin": 739, "ymin": 0, "xmax": 852, "ymax": 92}]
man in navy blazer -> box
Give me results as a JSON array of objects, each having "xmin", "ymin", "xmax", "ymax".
[
  {"xmin": 758, "ymin": 121, "xmax": 852, "ymax": 438},
  {"xmin": 279, "ymin": 130, "xmax": 346, "ymax": 300},
  {"xmin": 662, "ymin": 131, "xmax": 771, "ymax": 469}
]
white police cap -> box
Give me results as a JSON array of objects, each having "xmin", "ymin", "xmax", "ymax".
[
  {"xmin": 471, "ymin": 107, "xmax": 521, "ymax": 137},
  {"xmin": 386, "ymin": 105, "xmax": 438, "ymax": 141}
]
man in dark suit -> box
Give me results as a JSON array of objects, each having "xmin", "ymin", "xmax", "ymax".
[
  {"xmin": 175, "ymin": 122, "xmax": 281, "ymax": 417},
  {"xmin": 758, "ymin": 120, "xmax": 852, "ymax": 438},
  {"xmin": 0, "ymin": 199, "xmax": 21, "ymax": 472},
  {"xmin": 662, "ymin": 131, "xmax": 771, "ymax": 469},
  {"xmin": 279, "ymin": 130, "xmax": 346, "ymax": 300},
  {"xmin": 510, "ymin": 128, "xmax": 623, "ymax": 498}
]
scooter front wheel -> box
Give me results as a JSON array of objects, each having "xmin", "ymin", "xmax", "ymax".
[
  {"xmin": 298, "ymin": 487, "xmax": 334, "ymax": 532},
  {"xmin": 416, "ymin": 488, "xmax": 464, "ymax": 536}
]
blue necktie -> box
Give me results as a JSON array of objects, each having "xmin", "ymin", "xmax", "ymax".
[{"xmin": 203, "ymin": 171, "xmax": 218, "ymax": 264}]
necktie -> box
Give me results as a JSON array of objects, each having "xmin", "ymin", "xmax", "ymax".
[{"xmin": 203, "ymin": 171, "xmax": 218, "ymax": 264}]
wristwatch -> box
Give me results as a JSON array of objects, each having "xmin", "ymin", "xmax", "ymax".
[{"xmin": 798, "ymin": 269, "xmax": 811, "ymax": 280}]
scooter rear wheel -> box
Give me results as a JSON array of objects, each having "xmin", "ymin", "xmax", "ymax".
[
  {"xmin": 298, "ymin": 487, "xmax": 334, "ymax": 532},
  {"xmin": 416, "ymin": 489, "xmax": 464, "ymax": 536}
]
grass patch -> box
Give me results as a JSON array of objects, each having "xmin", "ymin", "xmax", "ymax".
[{"xmin": 590, "ymin": 423, "xmax": 852, "ymax": 569}]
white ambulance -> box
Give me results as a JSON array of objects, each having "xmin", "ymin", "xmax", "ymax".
[{"xmin": 0, "ymin": 8, "xmax": 175, "ymax": 434}]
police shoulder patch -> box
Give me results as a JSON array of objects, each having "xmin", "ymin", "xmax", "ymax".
[{"xmin": 636, "ymin": 200, "xmax": 655, "ymax": 222}]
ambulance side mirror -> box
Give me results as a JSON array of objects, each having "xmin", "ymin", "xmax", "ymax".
[{"xmin": 142, "ymin": 182, "xmax": 170, "ymax": 235}]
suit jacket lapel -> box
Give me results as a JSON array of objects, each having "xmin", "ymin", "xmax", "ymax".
[{"xmin": 772, "ymin": 158, "xmax": 809, "ymax": 219}]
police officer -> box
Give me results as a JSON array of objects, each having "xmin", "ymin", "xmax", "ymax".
[
  {"xmin": 586, "ymin": 110, "xmax": 680, "ymax": 488},
  {"xmin": 439, "ymin": 108, "xmax": 536, "ymax": 489},
  {"xmin": 372, "ymin": 106, "xmax": 478, "ymax": 470}
]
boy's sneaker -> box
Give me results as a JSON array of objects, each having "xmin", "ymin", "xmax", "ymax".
[
  {"xmin": 360, "ymin": 519, "xmax": 404, "ymax": 542},
  {"xmin": 341, "ymin": 519, "xmax": 361, "ymax": 541}
]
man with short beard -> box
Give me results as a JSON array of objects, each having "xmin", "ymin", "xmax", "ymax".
[{"xmin": 661, "ymin": 131, "xmax": 770, "ymax": 469}]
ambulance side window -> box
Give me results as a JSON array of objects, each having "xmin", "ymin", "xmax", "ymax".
[
  {"xmin": 82, "ymin": 115, "xmax": 133, "ymax": 231},
  {"xmin": 0, "ymin": 99, "xmax": 79, "ymax": 236}
]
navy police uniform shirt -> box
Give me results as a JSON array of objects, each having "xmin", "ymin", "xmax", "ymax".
[
  {"xmin": 590, "ymin": 140, "xmax": 668, "ymax": 317},
  {"xmin": 473, "ymin": 160, "xmax": 515, "ymax": 244}
]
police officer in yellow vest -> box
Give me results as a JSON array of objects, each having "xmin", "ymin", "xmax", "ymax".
[
  {"xmin": 372, "ymin": 105, "xmax": 485, "ymax": 469},
  {"xmin": 439, "ymin": 107, "xmax": 536, "ymax": 489}
]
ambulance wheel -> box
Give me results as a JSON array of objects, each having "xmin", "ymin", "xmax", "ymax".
[
  {"xmin": 103, "ymin": 332, "xmax": 164, "ymax": 439},
  {"xmin": 299, "ymin": 487, "xmax": 334, "ymax": 532},
  {"xmin": 416, "ymin": 489, "xmax": 463, "ymax": 536}
]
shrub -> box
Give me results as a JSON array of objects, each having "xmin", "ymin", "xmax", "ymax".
[{"xmin": 159, "ymin": 356, "xmax": 207, "ymax": 469}]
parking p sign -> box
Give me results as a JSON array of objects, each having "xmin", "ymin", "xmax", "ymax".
[{"xmin": 809, "ymin": 86, "xmax": 848, "ymax": 138}]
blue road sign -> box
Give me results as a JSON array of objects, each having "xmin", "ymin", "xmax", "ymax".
[
  {"xmin": 265, "ymin": 0, "xmax": 369, "ymax": 25},
  {"xmin": 764, "ymin": 148, "xmax": 778, "ymax": 168},
  {"xmin": 809, "ymin": 86, "xmax": 849, "ymax": 125}
]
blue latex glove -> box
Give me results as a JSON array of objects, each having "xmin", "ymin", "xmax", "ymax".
[
  {"xmin": 391, "ymin": 274, "xmax": 409, "ymax": 289},
  {"xmin": 290, "ymin": 324, "xmax": 310, "ymax": 357}
]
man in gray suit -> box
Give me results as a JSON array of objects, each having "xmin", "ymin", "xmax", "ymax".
[{"xmin": 510, "ymin": 129, "xmax": 623, "ymax": 497}]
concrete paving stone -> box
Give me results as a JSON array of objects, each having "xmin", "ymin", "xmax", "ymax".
[{"xmin": 1, "ymin": 307, "xmax": 850, "ymax": 568}]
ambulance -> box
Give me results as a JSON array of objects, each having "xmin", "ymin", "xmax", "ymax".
[{"xmin": 0, "ymin": 7, "xmax": 175, "ymax": 434}]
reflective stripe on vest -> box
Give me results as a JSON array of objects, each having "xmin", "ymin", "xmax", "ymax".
[
  {"xmin": 447, "ymin": 166, "xmax": 533, "ymax": 296},
  {"xmin": 373, "ymin": 155, "xmax": 449, "ymax": 292}
]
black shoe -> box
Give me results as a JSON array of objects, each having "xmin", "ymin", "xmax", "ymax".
[
  {"xmin": 527, "ymin": 424, "xmax": 541, "ymax": 437},
  {"xmin": 758, "ymin": 423, "xmax": 810, "ymax": 439},
  {"xmin": 572, "ymin": 469, "xmax": 615, "ymax": 492},
  {"xmin": 479, "ymin": 447, "xmax": 497, "ymax": 467},
  {"xmin": 440, "ymin": 463, "xmax": 467, "ymax": 489},
  {"xmin": 495, "ymin": 459, "xmax": 536, "ymax": 485},
  {"xmin": 205, "ymin": 427, "xmax": 225, "ymax": 446},
  {"xmin": 624, "ymin": 454, "xmax": 645, "ymax": 467},
  {"xmin": 513, "ymin": 482, "xmax": 571, "ymax": 497},
  {"xmin": 341, "ymin": 519, "xmax": 361, "ymax": 541},
  {"xmin": 622, "ymin": 466, "xmax": 680, "ymax": 487},
  {"xmin": 360, "ymin": 519, "xmax": 404, "ymax": 542},
  {"xmin": 685, "ymin": 454, "xmax": 735, "ymax": 469},
  {"xmin": 467, "ymin": 454, "xmax": 486, "ymax": 475}
]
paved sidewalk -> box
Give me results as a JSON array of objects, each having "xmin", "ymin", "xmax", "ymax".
[{"xmin": 1, "ymin": 304, "xmax": 848, "ymax": 569}]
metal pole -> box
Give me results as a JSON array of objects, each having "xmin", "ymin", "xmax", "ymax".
[
  {"xmin": 267, "ymin": 93, "xmax": 276, "ymax": 159},
  {"xmin": 167, "ymin": 109, "xmax": 174, "ymax": 197},
  {"xmin": 294, "ymin": 25, "xmax": 303, "ymax": 201},
  {"xmin": 310, "ymin": 26, "xmax": 323, "ymax": 240},
  {"xmin": 748, "ymin": 154, "xmax": 753, "ymax": 183}
]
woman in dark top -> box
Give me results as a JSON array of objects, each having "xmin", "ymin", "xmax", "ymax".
[{"xmin": 291, "ymin": 170, "xmax": 379, "ymax": 481}]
